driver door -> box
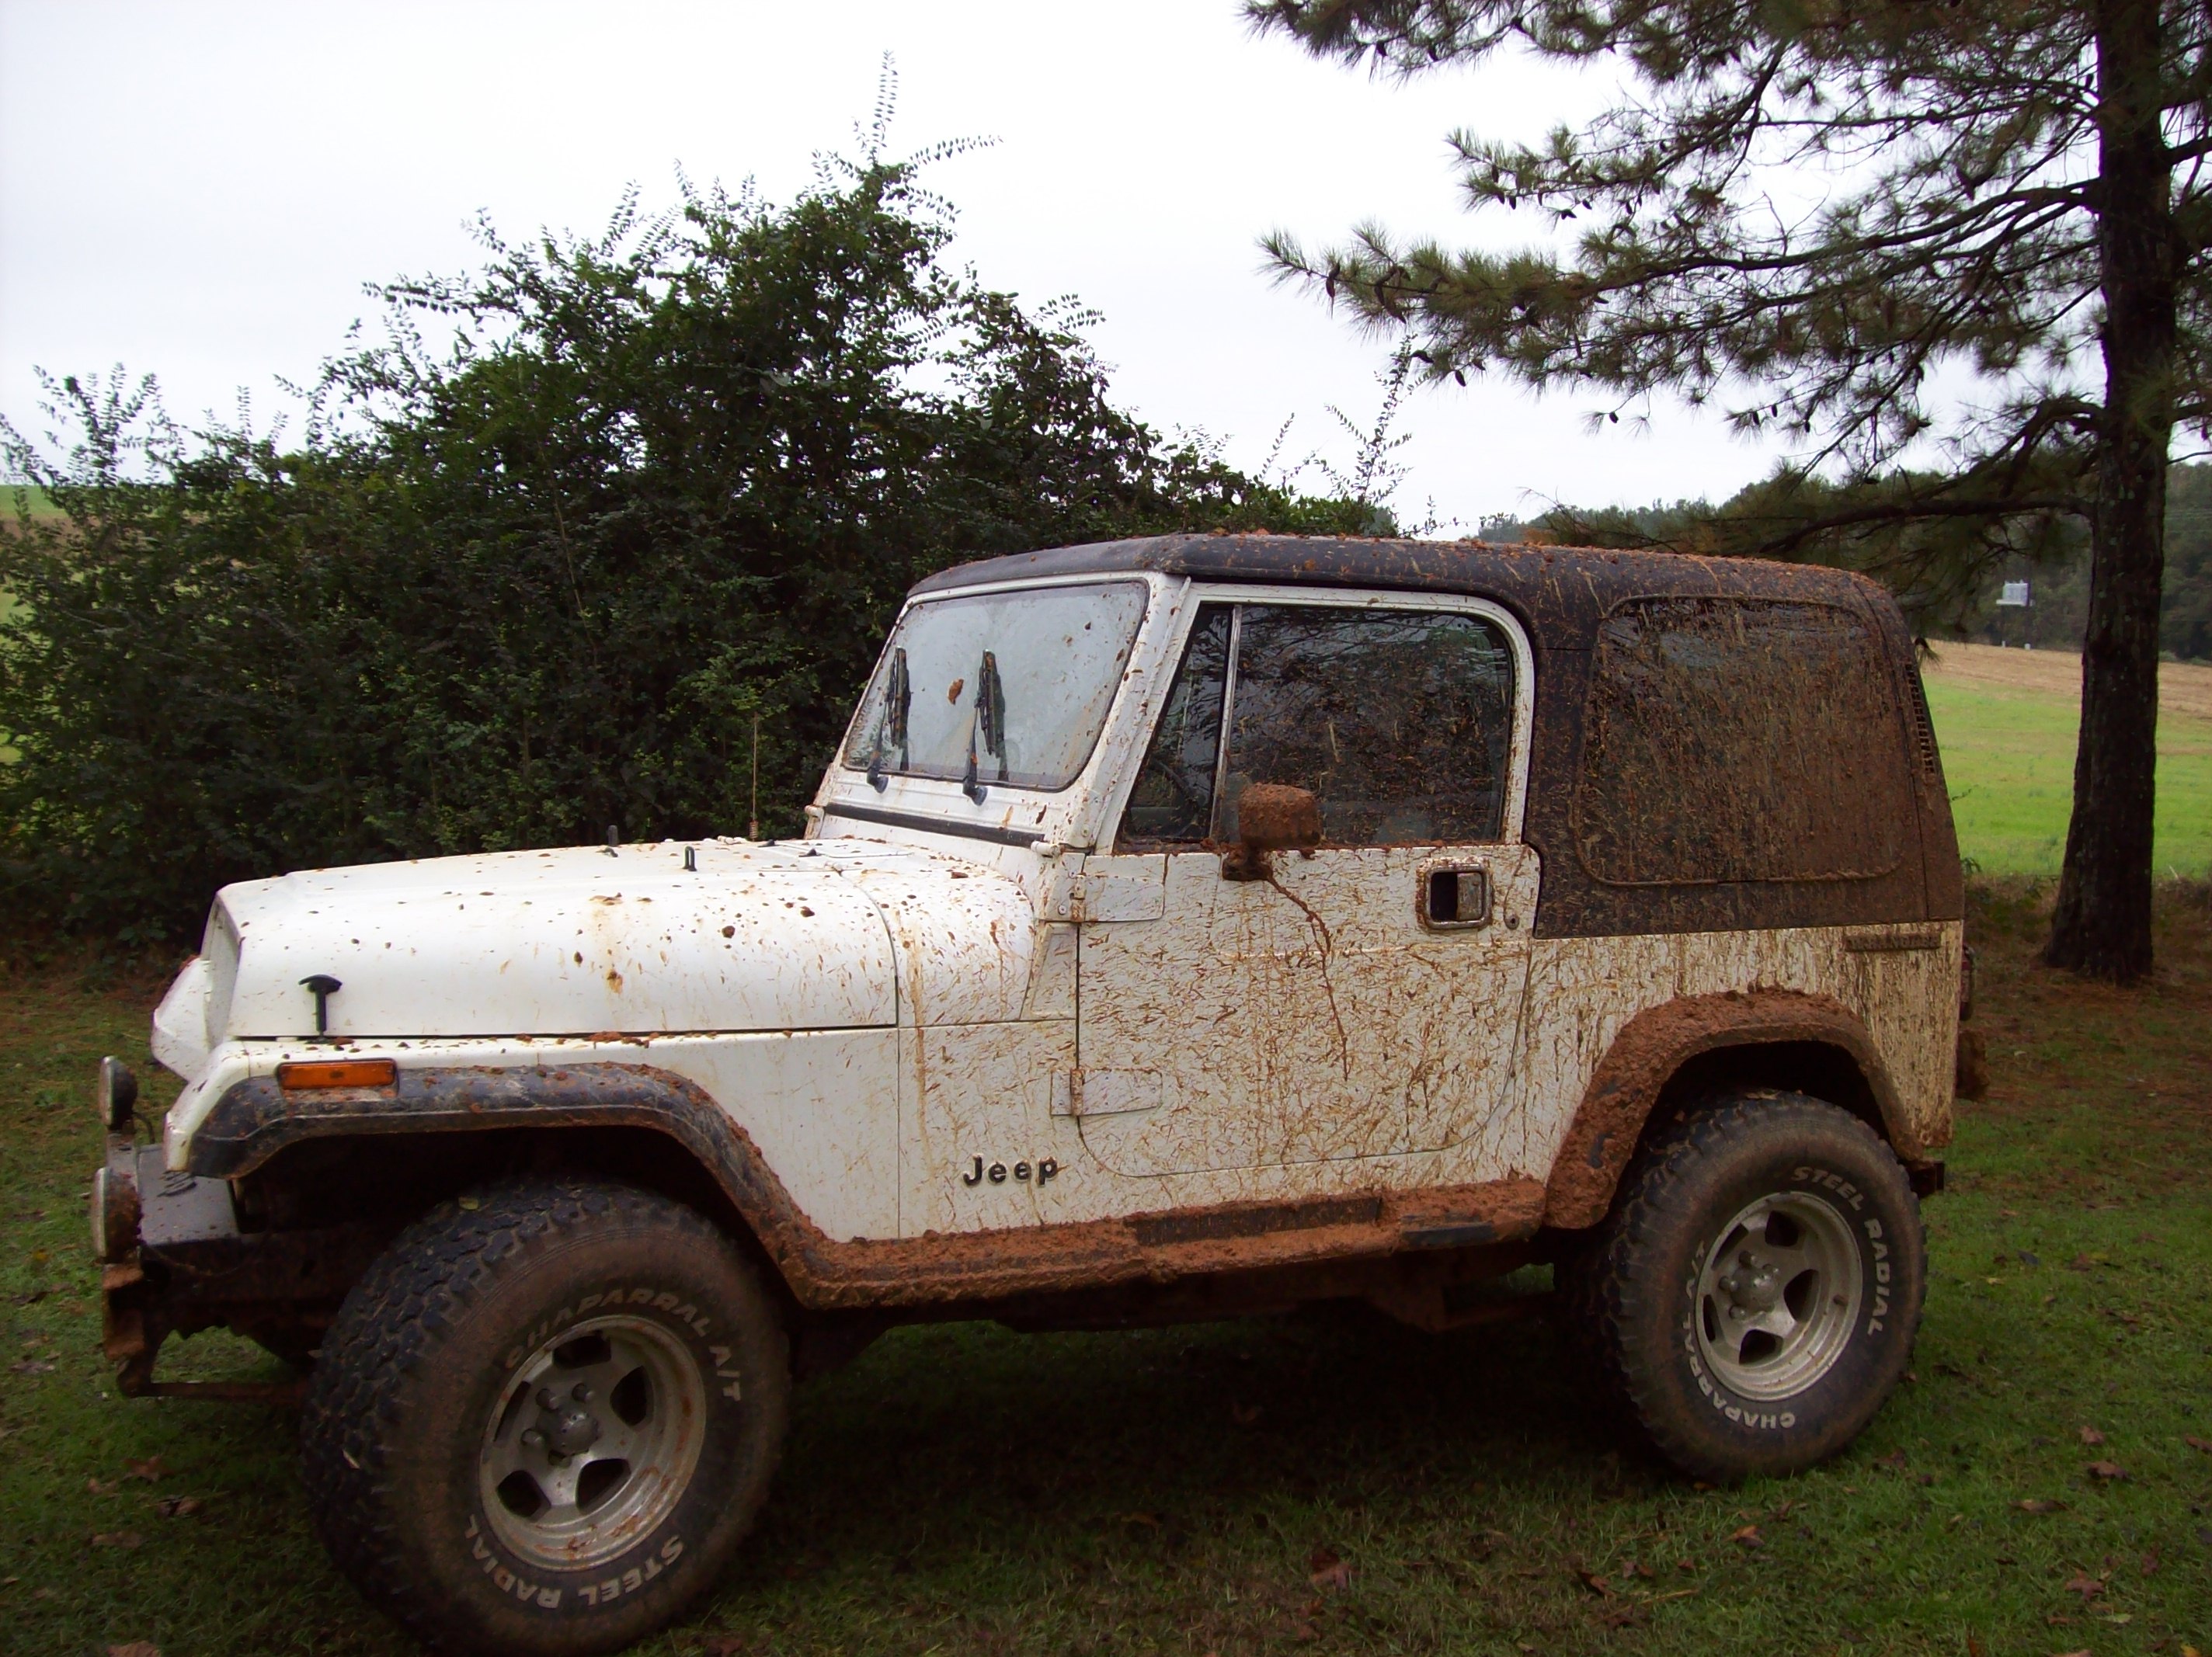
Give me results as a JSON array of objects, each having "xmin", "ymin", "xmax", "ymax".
[{"xmin": 1073, "ymin": 596, "xmax": 1538, "ymax": 1182}]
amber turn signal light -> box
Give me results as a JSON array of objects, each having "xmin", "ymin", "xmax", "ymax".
[{"xmin": 276, "ymin": 1058, "xmax": 398, "ymax": 1091}]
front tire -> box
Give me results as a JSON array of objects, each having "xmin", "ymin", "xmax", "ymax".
[
  {"xmin": 1564, "ymin": 1092, "xmax": 1925, "ymax": 1482},
  {"xmin": 301, "ymin": 1179, "xmax": 790, "ymax": 1656}
]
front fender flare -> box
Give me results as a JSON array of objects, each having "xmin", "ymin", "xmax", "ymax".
[{"xmin": 190, "ymin": 1061, "xmax": 845, "ymax": 1297}]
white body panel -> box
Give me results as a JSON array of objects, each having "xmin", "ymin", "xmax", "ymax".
[{"xmin": 201, "ymin": 841, "xmax": 902, "ymax": 1043}]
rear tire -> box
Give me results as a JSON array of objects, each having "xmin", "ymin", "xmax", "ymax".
[
  {"xmin": 1563, "ymin": 1091, "xmax": 1925, "ymax": 1482},
  {"xmin": 301, "ymin": 1178, "xmax": 789, "ymax": 1656}
]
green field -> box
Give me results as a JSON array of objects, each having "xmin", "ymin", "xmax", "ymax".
[
  {"xmin": 1925, "ymin": 674, "xmax": 2212, "ymax": 879},
  {"xmin": 4, "ymin": 485, "xmax": 62, "ymax": 520}
]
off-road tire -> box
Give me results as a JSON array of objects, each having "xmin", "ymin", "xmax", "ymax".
[
  {"xmin": 1562, "ymin": 1091, "xmax": 1925, "ymax": 1482},
  {"xmin": 300, "ymin": 1179, "xmax": 789, "ymax": 1656}
]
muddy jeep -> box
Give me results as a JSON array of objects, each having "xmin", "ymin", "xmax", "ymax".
[{"xmin": 91, "ymin": 534, "xmax": 1968, "ymax": 1655}]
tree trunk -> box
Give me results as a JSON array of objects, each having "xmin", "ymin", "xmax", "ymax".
[{"xmin": 2046, "ymin": 0, "xmax": 2173, "ymax": 984}]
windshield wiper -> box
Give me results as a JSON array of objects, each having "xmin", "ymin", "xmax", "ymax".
[
  {"xmin": 964, "ymin": 651, "xmax": 1007, "ymax": 804},
  {"xmin": 868, "ymin": 648, "xmax": 912, "ymax": 792}
]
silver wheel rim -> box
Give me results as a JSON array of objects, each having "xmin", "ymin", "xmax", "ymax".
[
  {"xmin": 1693, "ymin": 1190, "xmax": 1863, "ymax": 1401},
  {"xmin": 478, "ymin": 1313, "xmax": 708, "ymax": 1571}
]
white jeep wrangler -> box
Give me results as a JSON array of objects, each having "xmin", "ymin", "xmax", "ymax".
[{"xmin": 91, "ymin": 534, "xmax": 1968, "ymax": 1656}]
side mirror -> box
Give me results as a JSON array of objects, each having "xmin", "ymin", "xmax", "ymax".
[{"xmin": 1221, "ymin": 783, "xmax": 1320, "ymax": 881}]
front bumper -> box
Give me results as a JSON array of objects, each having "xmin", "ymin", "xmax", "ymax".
[{"xmin": 93, "ymin": 1127, "xmax": 381, "ymax": 1401}]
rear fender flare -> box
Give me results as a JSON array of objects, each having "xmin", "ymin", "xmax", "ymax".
[{"xmin": 1542, "ymin": 990, "xmax": 1909, "ymax": 1229}]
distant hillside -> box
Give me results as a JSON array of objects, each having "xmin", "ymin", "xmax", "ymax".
[{"xmin": 3, "ymin": 486, "xmax": 62, "ymax": 522}]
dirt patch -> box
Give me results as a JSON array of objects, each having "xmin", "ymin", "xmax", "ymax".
[
  {"xmin": 1960, "ymin": 878, "xmax": 2212, "ymax": 1202},
  {"xmin": 1924, "ymin": 641, "xmax": 2212, "ymax": 721}
]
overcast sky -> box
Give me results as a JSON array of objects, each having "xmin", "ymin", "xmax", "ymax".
[{"xmin": 0, "ymin": 0, "xmax": 1793, "ymax": 529}]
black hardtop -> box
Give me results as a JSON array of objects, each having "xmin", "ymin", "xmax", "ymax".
[{"xmin": 909, "ymin": 533, "xmax": 1896, "ymax": 652}]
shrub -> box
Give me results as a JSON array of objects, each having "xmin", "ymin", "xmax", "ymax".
[{"xmin": 1, "ymin": 155, "xmax": 1368, "ymax": 940}]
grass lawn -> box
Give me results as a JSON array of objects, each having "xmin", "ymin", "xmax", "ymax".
[
  {"xmin": 2, "ymin": 884, "xmax": 2208, "ymax": 1655},
  {"xmin": 1924, "ymin": 644, "xmax": 2212, "ymax": 879}
]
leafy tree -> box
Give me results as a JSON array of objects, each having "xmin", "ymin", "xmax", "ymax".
[
  {"xmin": 2, "ymin": 152, "xmax": 1366, "ymax": 942},
  {"xmin": 1250, "ymin": 0, "xmax": 2211, "ymax": 981}
]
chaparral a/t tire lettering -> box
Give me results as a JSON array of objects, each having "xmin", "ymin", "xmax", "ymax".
[
  {"xmin": 1567, "ymin": 1091, "xmax": 1926, "ymax": 1482},
  {"xmin": 301, "ymin": 1179, "xmax": 789, "ymax": 1656}
]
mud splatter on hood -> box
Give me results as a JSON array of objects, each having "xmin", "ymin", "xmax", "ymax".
[{"xmin": 186, "ymin": 839, "xmax": 942, "ymax": 1043}]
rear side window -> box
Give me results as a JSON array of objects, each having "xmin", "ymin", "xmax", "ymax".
[
  {"xmin": 1119, "ymin": 603, "xmax": 1516, "ymax": 849},
  {"xmin": 1574, "ymin": 597, "xmax": 1909, "ymax": 885}
]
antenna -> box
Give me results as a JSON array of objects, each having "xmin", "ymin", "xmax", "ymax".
[{"xmin": 750, "ymin": 714, "xmax": 760, "ymax": 841}]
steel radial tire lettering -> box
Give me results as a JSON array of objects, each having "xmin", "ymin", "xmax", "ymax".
[
  {"xmin": 300, "ymin": 1179, "xmax": 790, "ymax": 1657},
  {"xmin": 1562, "ymin": 1091, "xmax": 1925, "ymax": 1482}
]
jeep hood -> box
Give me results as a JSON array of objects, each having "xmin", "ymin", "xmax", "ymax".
[{"xmin": 170, "ymin": 840, "xmax": 922, "ymax": 1058}]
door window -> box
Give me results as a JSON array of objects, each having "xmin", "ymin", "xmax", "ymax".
[{"xmin": 1119, "ymin": 603, "xmax": 1516, "ymax": 849}]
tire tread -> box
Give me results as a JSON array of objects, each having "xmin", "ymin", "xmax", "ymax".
[
  {"xmin": 1563, "ymin": 1092, "xmax": 1921, "ymax": 1482},
  {"xmin": 299, "ymin": 1179, "xmax": 777, "ymax": 1653}
]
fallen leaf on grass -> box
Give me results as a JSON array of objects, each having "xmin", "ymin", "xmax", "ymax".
[
  {"xmin": 2183, "ymin": 1435, "xmax": 2212, "ymax": 1454},
  {"xmin": 154, "ymin": 1495, "xmax": 201, "ymax": 1518},
  {"xmin": 1229, "ymin": 1402, "xmax": 1261, "ymax": 1426},
  {"xmin": 1965, "ymin": 1634, "xmax": 1986, "ymax": 1657},
  {"xmin": 1731, "ymin": 1526, "xmax": 1764, "ymax": 1549},
  {"xmin": 1596, "ymin": 1602, "xmax": 1646, "ymax": 1628},
  {"xmin": 1117, "ymin": 1512, "xmax": 1159, "ymax": 1529},
  {"xmin": 2078, "ymin": 1425, "xmax": 2106, "ymax": 1445},
  {"xmin": 8, "ymin": 1360, "xmax": 55, "ymax": 1374},
  {"xmin": 1677, "ymin": 1558, "xmax": 1697, "ymax": 1572},
  {"xmin": 2141, "ymin": 1547, "xmax": 2160, "ymax": 1577},
  {"xmin": 88, "ymin": 1531, "xmax": 142, "ymax": 1549},
  {"xmin": 1575, "ymin": 1569, "xmax": 1611, "ymax": 1596},
  {"xmin": 107, "ymin": 1644, "xmax": 162, "ymax": 1657},
  {"xmin": 2061, "ymin": 1572, "xmax": 2103, "ymax": 1602},
  {"xmin": 123, "ymin": 1457, "xmax": 167, "ymax": 1483},
  {"xmin": 2016, "ymin": 1499, "xmax": 2069, "ymax": 1514},
  {"xmin": 86, "ymin": 1477, "xmax": 117, "ymax": 1495},
  {"xmin": 693, "ymin": 1638, "xmax": 746, "ymax": 1656},
  {"xmin": 2084, "ymin": 1460, "xmax": 2127, "ymax": 1481},
  {"xmin": 1307, "ymin": 1547, "xmax": 1352, "ymax": 1592}
]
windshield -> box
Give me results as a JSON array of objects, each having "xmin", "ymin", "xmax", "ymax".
[{"xmin": 843, "ymin": 582, "xmax": 1149, "ymax": 794}]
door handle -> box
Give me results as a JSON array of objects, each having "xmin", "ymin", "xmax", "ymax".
[{"xmin": 1419, "ymin": 864, "xmax": 1491, "ymax": 930}]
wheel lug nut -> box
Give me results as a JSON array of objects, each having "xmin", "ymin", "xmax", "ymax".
[
  {"xmin": 572, "ymin": 1382, "xmax": 594, "ymax": 1403},
  {"xmin": 537, "ymin": 1386, "xmax": 560, "ymax": 1410},
  {"xmin": 520, "ymin": 1429, "xmax": 544, "ymax": 1449}
]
